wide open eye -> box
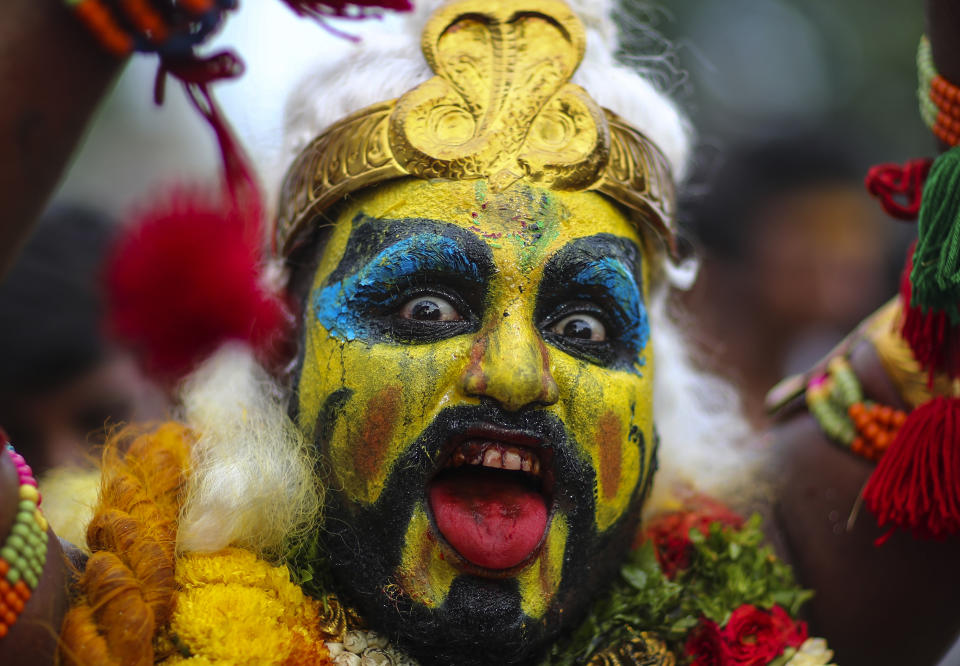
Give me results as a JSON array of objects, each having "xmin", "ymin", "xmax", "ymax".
[
  {"xmin": 399, "ymin": 295, "xmax": 463, "ymax": 322},
  {"xmin": 550, "ymin": 313, "xmax": 606, "ymax": 342}
]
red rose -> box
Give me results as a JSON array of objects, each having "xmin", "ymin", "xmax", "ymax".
[
  {"xmin": 638, "ymin": 496, "xmax": 744, "ymax": 578},
  {"xmin": 722, "ymin": 605, "xmax": 809, "ymax": 665},
  {"xmin": 770, "ymin": 605, "xmax": 808, "ymax": 650},
  {"xmin": 685, "ymin": 618, "xmax": 732, "ymax": 666},
  {"xmin": 723, "ymin": 605, "xmax": 780, "ymax": 665}
]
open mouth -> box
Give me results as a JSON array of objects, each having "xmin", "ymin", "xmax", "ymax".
[{"xmin": 427, "ymin": 427, "xmax": 555, "ymax": 572}]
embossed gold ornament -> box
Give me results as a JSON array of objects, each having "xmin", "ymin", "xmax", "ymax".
[
  {"xmin": 585, "ymin": 630, "xmax": 677, "ymax": 666},
  {"xmin": 276, "ymin": 0, "xmax": 676, "ymax": 256},
  {"xmin": 314, "ymin": 594, "xmax": 361, "ymax": 642}
]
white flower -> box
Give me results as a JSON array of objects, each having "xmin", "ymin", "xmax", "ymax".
[
  {"xmin": 784, "ymin": 638, "xmax": 836, "ymax": 666},
  {"xmin": 334, "ymin": 653, "xmax": 362, "ymax": 666}
]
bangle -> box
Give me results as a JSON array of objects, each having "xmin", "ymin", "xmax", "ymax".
[
  {"xmin": 0, "ymin": 444, "xmax": 48, "ymax": 639},
  {"xmin": 917, "ymin": 35, "xmax": 960, "ymax": 146},
  {"xmin": 805, "ymin": 357, "xmax": 908, "ymax": 462}
]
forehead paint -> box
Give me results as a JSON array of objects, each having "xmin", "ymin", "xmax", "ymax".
[
  {"xmin": 313, "ymin": 229, "xmax": 485, "ymax": 342},
  {"xmin": 466, "ymin": 180, "xmax": 561, "ymax": 260},
  {"xmin": 503, "ymin": 188, "xmax": 564, "ymax": 272}
]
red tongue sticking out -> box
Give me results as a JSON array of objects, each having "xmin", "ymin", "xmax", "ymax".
[{"xmin": 429, "ymin": 468, "xmax": 548, "ymax": 570}]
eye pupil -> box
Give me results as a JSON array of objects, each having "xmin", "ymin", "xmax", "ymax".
[
  {"xmin": 411, "ymin": 300, "xmax": 442, "ymax": 320},
  {"xmin": 563, "ymin": 318, "xmax": 594, "ymax": 339},
  {"xmin": 549, "ymin": 311, "xmax": 606, "ymax": 342}
]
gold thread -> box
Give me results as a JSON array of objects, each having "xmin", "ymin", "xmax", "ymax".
[
  {"xmin": 585, "ymin": 630, "xmax": 677, "ymax": 666},
  {"xmin": 867, "ymin": 298, "xmax": 955, "ymax": 408},
  {"xmin": 275, "ymin": 0, "xmax": 675, "ymax": 256}
]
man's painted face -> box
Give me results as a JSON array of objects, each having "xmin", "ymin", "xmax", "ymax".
[{"xmin": 295, "ymin": 179, "xmax": 657, "ymax": 664}]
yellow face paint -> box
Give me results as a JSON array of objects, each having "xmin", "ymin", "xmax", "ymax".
[
  {"xmin": 297, "ymin": 177, "xmax": 656, "ymax": 628},
  {"xmin": 397, "ymin": 503, "xmax": 460, "ymax": 609}
]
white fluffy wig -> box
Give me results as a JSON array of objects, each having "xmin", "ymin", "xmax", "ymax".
[{"xmin": 174, "ymin": 0, "xmax": 757, "ymax": 558}]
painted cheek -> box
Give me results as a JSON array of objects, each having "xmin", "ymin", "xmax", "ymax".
[
  {"xmin": 552, "ymin": 355, "xmax": 645, "ymax": 532},
  {"xmin": 397, "ymin": 503, "xmax": 458, "ymax": 609},
  {"xmin": 329, "ymin": 338, "xmax": 475, "ymax": 506},
  {"xmin": 596, "ymin": 411, "xmax": 623, "ymax": 505},
  {"xmin": 518, "ymin": 513, "xmax": 568, "ymax": 619},
  {"xmin": 592, "ymin": 404, "xmax": 642, "ymax": 531},
  {"xmin": 297, "ymin": 324, "xmax": 346, "ymax": 440},
  {"xmin": 352, "ymin": 386, "xmax": 402, "ymax": 487}
]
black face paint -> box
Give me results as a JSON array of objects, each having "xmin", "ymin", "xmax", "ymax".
[
  {"xmin": 316, "ymin": 403, "xmax": 646, "ymax": 665},
  {"xmin": 292, "ymin": 187, "xmax": 658, "ymax": 666}
]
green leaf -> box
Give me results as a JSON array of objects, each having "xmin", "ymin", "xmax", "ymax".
[
  {"xmin": 622, "ymin": 566, "xmax": 648, "ymax": 590},
  {"xmin": 544, "ymin": 513, "xmax": 812, "ymax": 664}
]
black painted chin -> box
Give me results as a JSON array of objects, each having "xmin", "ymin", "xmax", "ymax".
[{"xmin": 314, "ymin": 403, "xmax": 648, "ymax": 666}]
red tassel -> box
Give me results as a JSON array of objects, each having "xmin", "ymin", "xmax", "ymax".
[
  {"xmin": 105, "ymin": 52, "xmax": 292, "ymax": 383},
  {"xmin": 864, "ymin": 158, "xmax": 932, "ymax": 221},
  {"xmin": 863, "ymin": 396, "xmax": 960, "ymax": 542},
  {"xmin": 899, "ymin": 246, "xmax": 960, "ymax": 383},
  {"xmin": 105, "ymin": 191, "xmax": 291, "ymax": 383}
]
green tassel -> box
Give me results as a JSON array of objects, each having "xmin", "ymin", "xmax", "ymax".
[{"xmin": 911, "ymin": 145, "xmax": 960, "ymax": 324}]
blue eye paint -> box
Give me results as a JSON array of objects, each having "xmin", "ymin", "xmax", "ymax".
[
  {"xmin": 570, "ymin": 257, "xmax": 649, "ymax": 361},
  {"xmin": 313, "ymin": 234, "xmax": 482, "ymax": 342}
]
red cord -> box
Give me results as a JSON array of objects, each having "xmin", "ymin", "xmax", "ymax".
[{"xmin": 865, "ymin": 158, "xmax": 933, "ymax": 221}]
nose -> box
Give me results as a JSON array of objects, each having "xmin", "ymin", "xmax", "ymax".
[{"xmin": 460, "ymin": 313, "xmax": 560, "ymax": 411}]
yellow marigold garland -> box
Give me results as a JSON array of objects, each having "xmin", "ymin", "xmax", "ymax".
[{"xmin": 161, "ymin": 548, "xmax": 337, "ymax": 666}]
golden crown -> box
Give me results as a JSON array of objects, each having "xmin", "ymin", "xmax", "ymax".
[{"xmin": 275, "ymin": 0, "xmax": 676, "ymax": 256}]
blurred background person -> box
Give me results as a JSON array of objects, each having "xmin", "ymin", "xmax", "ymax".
[
  {"xmin": 0, "ymin": 206, "xmax": 168, "ymax": 473},
  {"xmin": 680, "ymin": 132, "xmax": 906, "ymax": 426}
]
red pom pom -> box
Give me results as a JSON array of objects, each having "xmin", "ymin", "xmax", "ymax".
[
  {"xmin": 105, "ymin": 191, "xmax": 291, "ymax": 382},
  {"xmin": 863, "ymin": 396, "xmax": 960, "ymax": 543}
]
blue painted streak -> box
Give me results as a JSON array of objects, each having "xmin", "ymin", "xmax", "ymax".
[
  {"xmin": 571, "ymin": 258, "xmax": 649, "ymax": 361},
  {"xmin": 312, "ymin": 234, "xmax": 481, "ymax": 341}
]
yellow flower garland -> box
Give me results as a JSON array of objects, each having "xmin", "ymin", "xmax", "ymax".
[
  {"xmin": 154, "ymin": 547, "xmax": 834, "ymax": 666},
  {"xmin": 161, "ymin": 548, "xmax": 335, "ymax": 666}
]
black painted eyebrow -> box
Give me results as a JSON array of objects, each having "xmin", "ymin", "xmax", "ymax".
[
  {"xmin": 323, "ymin": 213, "xmax": 495, "ymax": 285},
  {"xmin": 535, "ymin": 233, "xmax": 649, "ymax": 363},
  {"xmin": 538, "ymin": 234, "xmax": 644, "ymax": 291}
]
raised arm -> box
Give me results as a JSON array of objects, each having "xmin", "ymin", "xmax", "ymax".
[{"xmin": 0, "ymin": 0, "xmax": 123, "ymax": 279}]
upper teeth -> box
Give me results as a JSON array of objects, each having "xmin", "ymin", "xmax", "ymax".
[{"xmin": 449, "ymin": 441, "xmax": 541, "ymax": 475}]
